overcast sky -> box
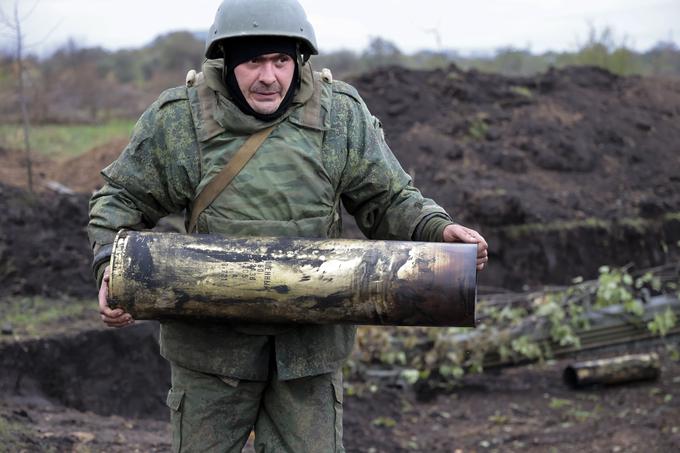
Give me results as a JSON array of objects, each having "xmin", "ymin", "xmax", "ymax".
[{"xmin": 8, "ymin": 0, "xmax": 680, "ymax": 56}]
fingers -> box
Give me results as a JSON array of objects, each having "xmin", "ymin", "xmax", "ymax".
[
  {"xmin": 444, "ymin": 224, "xmax": 487, "ymax": 246},
  {"xmin": 98, "ymin": 266, "xmax": 134, "ymax": 328},
  {"xmin": 458, "ymin": 227, "xmax": 489, "ymax": 267},
  {"xmin": 465, "ymin": 228, "xmax": 488, "ymax": 250},
  {"xmin": 455, "ymin": 226, "xmax": 480, "ymax": 244},
  {"xmin": 476, "ymin": 243, "xmax": 489, "ymax": 270},
  {"xmin": 444, "ymin": 225, "xmax": 488, "ymax": 249},
  {"xmin": 443, "ymin": 224, "xmax": 489, "ymax": 271}
]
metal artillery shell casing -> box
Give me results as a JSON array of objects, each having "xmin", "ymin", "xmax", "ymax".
[
  {"xmin": 108, "ymin": 230, "xmax": 477, "ymax": 326},
  {"xmin": 563, "ymin": 352, "xmax": 661, "ymax": 388}
]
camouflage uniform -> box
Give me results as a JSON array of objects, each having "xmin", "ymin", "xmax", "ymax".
[{"xmin": 88, "ymin": 59, "xmax": 453, "ymax": 452}]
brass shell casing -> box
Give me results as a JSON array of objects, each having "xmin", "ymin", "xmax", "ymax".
[
  {"xmin": 563, "ymin": 353, "xmax": 660, "ymax": 388},
  {"xmin": 109, "ymin": 230, "xmax": 477, "ymax": 327}
]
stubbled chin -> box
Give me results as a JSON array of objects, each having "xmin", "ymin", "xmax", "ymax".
[{"xmin": 250, "ymin": 101, "xmax": 281, "ymax": 115}]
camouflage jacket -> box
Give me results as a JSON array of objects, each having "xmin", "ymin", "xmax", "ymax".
[{"xmin": 88, "ymin": 60, "xmax": 453, "ymax": 380}]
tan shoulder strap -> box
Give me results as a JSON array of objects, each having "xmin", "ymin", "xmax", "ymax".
[{"xmin": 187, "ymin": 125, "xmax": 276, "ymax": 233}]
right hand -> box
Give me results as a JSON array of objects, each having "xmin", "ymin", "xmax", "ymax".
[{"xmin": 99, "ymin": 265, "xmax": 134, "ymax": 328}]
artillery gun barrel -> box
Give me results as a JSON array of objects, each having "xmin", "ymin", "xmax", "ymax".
[{"xmin": 108, "ymin": 230, "xmax": 477, "ymax": 326}]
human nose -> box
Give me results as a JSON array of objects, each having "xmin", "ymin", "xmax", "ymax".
[{"xmin": 259, "ymin": 62, "xmax": 276, "ymax": 85}]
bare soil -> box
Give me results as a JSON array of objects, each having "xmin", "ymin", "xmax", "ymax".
[
  {"xmin": 0, "ymin": 137, "xmax": 127, "ymax": 195},
  {"xmin": 353, "ymin": 65, "xmax": 680, "ymax": 226},
  {"xmin": 1, "ymin": 64, "xmax": 680, "ymax": 452},
  {"xmin": 350, "ymin": 65, "xmax": 680, "ymax": 289},
  {"xmin": 1, "ymin": 322, "xmax": 678, "ymax": 452}
]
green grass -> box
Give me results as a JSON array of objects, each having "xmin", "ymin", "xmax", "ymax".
[
  {"xmin": 1, "ymin": 296, "xmax": 96, "ymax": 339},
  {"xmin": 467, "ymin": 117, "xmax": 489, "ymax": 141},
  {"xmin": 0, "ymin": 415, "xmax": 23, "ymax": 450},
  {"xmin": 0, "ymin": 119, "xmax": 134, "ymax": 159},
  {"xmin": 499, "ymin": 212, "xmax": 680, "ymax": 239},
  {"xmin": 510, "ymin": 86, "xmax": 533, "ymax": 98}
]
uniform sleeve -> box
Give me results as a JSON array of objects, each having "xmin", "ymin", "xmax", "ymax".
[
  {"xmin": 87, "ymin": 89, "xmax": 201, "ymax": 284},
  {"xmin": 333, "ymin": 86, "xmax": 452, "ymax": 241}
]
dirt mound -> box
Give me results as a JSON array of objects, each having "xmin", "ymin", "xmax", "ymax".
[
  {"xmin": 0, "ymin": 146, "xmax": 54, "ymax": 192},
  {"xmin": 51, "ymin": 138, "xmax": 128, "ymax": 193},
  {"xmin": 0, "ymin": 183, "xmax": 95, "ymax": 299},
  {"xmin": 0, "ymin": 322, "xmax": 168, "ymax": 419},
  {"xmin": 351, "ymin": 65, "xmax": 680, "ymax": 226},
  {"xmin": 0, "ymin": 138, "xmax": 126, "ymax": 195}
]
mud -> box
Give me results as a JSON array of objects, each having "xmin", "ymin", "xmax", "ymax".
[
  {"xmin": 0, "ymin": 183, "xmax": 94, "ymax": 299},
  {"xmin": 485, "ymin": 214, "xmax": 680, "ymax": 289},
  {"xmin": 0, "ymin": 322, "xmax": 169, "ymax": 419},
  {"xmin": 353, "ymin": 65, "xmax": 680, "ymax": 225},
  {"xmin": 343, "ymin": 342, "xmax": 680, "ymax": 452},
  {"xmin": 0, "ymin": 323, "xmax": 678, "ymax": 452},
  {"xmin": 348, "ymin": 64, "xmax": 680, "ymax": 289}
]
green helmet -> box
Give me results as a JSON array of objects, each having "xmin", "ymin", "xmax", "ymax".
[{"xmin": 205, "ymin": 0, "xmax": 318, "ymax": 59}]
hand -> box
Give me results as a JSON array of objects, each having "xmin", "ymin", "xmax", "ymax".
[
  {"xmin": 442, "ymin": 224, "xmax": 489, "ymax": 271},
  {"xmin": 98, "ymin": 265, "xmax": 134, "ymax": 328}
]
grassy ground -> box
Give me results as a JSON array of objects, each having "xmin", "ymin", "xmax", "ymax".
[
  {"xmin": 0, "ymin": 296, "xmax": 100, "ymax": 343},
  {"xmin": 0, "ymin": 119, "xmax": 134, "ymax": 159}
]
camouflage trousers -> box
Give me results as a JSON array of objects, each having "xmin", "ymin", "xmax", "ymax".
[{"xmin": 166, "ymin": 360, "xmax": 345, "ymax": 452}]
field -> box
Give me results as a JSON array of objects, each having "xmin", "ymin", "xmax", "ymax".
[
  {"xmin": 0, "ymin": 120, "xmax": 134, "ymax": 159},
  {"xmin": 1, "ymin": 63, "xmax": 679, "ymax": 452}
]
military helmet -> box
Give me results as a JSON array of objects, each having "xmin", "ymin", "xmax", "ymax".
[{"xmin": 205, "ymin": 0, "xmax": 318, "ymax": 60}]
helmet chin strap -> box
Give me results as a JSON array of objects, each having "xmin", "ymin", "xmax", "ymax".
[{"xmin": 298, "ymin": 42, "xmax": 311, "ymax": 64}]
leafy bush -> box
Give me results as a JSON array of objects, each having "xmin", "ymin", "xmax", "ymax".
[{"xmin": 352, "ymin": 264, "xmax": 680, "ymax": 385}]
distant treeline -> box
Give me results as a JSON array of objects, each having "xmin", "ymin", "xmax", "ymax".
[
  {"xmin": 315, "ymin": 27, "xmax": 680, "ymax": 79},
  {"xmin": 1, "ymin": 28, "xmax": 678, "ymax": 124}
]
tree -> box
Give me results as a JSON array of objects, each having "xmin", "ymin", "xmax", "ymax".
[
  {"xmin": 0, "ymin": 0, "xmax": 39, "ymax": 193},
  {"xmin": 363, "ymin": 37, "xmax": 403, "ymax": 70}
]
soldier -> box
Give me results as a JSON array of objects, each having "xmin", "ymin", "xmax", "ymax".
[{"xmin": 88, "ymin": 0, "xmax": 488, "ymax": 451}]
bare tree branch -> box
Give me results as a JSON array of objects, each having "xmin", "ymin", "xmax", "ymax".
[
  {"xmin": 25, "ymin": 17, "xmax": 62, "ymax": 50},
  {"xmin": 0, "ymin": 0, "xmax": 36, "ymax": 193},
  {"xmin": 0, "ymin": 0, "xmax": 60, "ymax": 55},
  {"xmin": 0, "ymin": 3, "xmax": 10, "ymax": 26},
  {"xmin": 19, "ymin": 0, "xmax": 40, "ymax": 23}
]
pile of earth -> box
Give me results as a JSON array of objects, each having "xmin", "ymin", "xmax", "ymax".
[
  {"xmin": 0, "ymin": 138, "xmax": 128, "ymax": 195},
  {"xmin": 0, "ymin": 183, "xmax": 94, "ymax": 299},
  {"xmin": 49, "ymin": 138, "xmax": 130, "ymax": 194},
  {"xmin": 352, "ymin": 64, "xmax": 680, "ymax": 226},
  {"xmin": 351, "ymin": 64, "xmax": 680, "ymax": 288},
  {"xmin": 0, "ymin": 180, "xmax": 181, "ymax": 300},
  {"xmin": 0, "ymin": 139, "xmax": 124, "ymax": 299}
]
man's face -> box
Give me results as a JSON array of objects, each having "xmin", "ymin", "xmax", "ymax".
[{"xmin": 233, "ymin": 53, "xmax": 295, "ymax": 115}]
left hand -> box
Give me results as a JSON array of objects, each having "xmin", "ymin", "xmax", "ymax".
[
  {"xmin": 98, "ymin": 265, "xmax": 135, "ymax": 328},
  {"xmin": 442, "ymin": 224, "xmax": 488, "ymax": 271}
]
